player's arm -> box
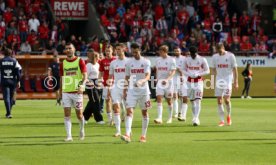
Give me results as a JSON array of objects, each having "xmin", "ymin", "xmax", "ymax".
[
  {"xmin": 58, "ymin": 63, "xmax": 63, "ymax": 99},
  {"xmin": 182, "ymin": 61, "xmax": 193, "ymax": 77},
  {"xmin": 79, "ymin": 59, "xmax": 88, "ymax": 93},
  {"xmin": 198, "ymin": 58, "xmax": 210, "ymax": 76},
  {"xmin": 123, "ymin": 75, "xmax": 130, "ymax": 99},
  {"xmin": 98, "ymin": 60, "xmax": 104, "ymax": 87},
  {"xmin": 232, "ymin": 54, "xmax": 238, "ymax": 90},
  {"xmin": 166, "ymin": 60, "xmax": 176, "ymax": 81},
  {"xmin": 233, "ymin": 66, "xmax": 238, "ymax": 90}
]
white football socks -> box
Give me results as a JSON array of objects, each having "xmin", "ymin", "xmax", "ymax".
[
  {"xmin": 125, "ymin": 115, "xmax": 133, "ymax": 137},
  {"xmin": 218, "ymin": 104, "xmax": 225, "ymax": 122},
  {"xmin": 107, "ymin": 112, "xmax": 112, "ymax": 123},
  {"xmin": 168, "ymin": 104, "xmax": 173, "ymax": 119},
  {"xmin": 194, "ymin": 99, "xmax": 201, "ymax": 123},
  {"xmin": 113, "ymin": 113, "xmax": 121, "ymax": 134},
  {"xmin": 157, "ymin": 103, "xmax": 163, "ymax": 120},
  {"xmin": 181, "ymin": 103, "xmax": 188, "ymax": 119},
  {"xmin": 142, "ymin": 116, "xmax": 149, "ymax": 137},
  {"xmin": 173, "ymin": 99, "xmax": 178, "ymax": 116},
  {"xmin": 64, "ymin": 117, "xmax": 72, "ymax": 138}
]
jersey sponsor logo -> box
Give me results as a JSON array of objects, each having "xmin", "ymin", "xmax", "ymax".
[
  {"xmin": 115, "ymin": 68, "xmax": 125, "ymax": 73},
  {"xmin": 2, "ymin": 61, "xmax": 14, "ymax": 65},
  {"xmin": 3, "ymin": 69, "xmax": 13, "ymax": 78},
  {"xmin": 188, "ymin": 66, "xmax": 200, "ymax": 70},
  {"xmin": 158, "ymin": 67, "xmax": 168, "ymax": 71},
  {"xmin": 64, "ymin": 67, "xmax": 78, "ymax": 71},
  {"xmin": 65, "ymin": 71, "xmax": 77, "ymax": 76},
  {"xmin": 131, "ymin": 69, "xmax": 144, "ymax": 73},
  {"xmin": 217, "ymin": 64, "xmax": 229, "ymax": 68}
]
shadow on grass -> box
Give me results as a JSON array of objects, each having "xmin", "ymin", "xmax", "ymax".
[
  {"xmin": 0, "ymin": 134, "xmax": 111, "ymax": 139},
  {"xmin": 195, "ymin": 138, "xmax": 276, "ymax": 142}
]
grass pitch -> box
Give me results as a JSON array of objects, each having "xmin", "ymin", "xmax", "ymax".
[{"xmin": 0, "ymin": 98, "xmax": 276, "ymax": 165}]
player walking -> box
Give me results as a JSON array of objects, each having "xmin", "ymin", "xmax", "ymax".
[
  {"xmin": 108, "ymin": 43, "xmax": 128, "ymax": 137},
  {"xmin": 154, "ymin": 45, "xmax": 176, "ymax": 124},
  {"xmin": 59, "ymin": 43, "xmax": 87, "ymax": 141},
  {"xmin": 182, "ymin": 46, "xmax": 210, "ymax": 126},
  {"xmin": 211, "ymin": 43, "xmax": 238, "ymax": 126},
  {"xmin": 121, "ymin": 43, "xmax": 151, "ymax": 143},
  {"xmin": 98, "ymin": 45, "xmax": 116, "ymax": 125}
]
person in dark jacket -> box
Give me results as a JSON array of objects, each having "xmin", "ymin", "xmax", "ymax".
[
  {"xmin": 0, "ymin": 47, "xmax": 21, "ymax": 118},
  {"xmin": 241, "ymin": 63, "xmax": 253, "ymax": 99}
]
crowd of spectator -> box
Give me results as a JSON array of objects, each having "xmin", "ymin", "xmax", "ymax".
[
  {"xmin": 94, "ymin": 0, "xmax": 276, "ymax": 56},
  {"xmin": 0, "ymin": 0, "xmax": 275, "ymax": 57},
  {"xmin": 0, "ymin": 0, "xmax": 70, "ymax": 55}
]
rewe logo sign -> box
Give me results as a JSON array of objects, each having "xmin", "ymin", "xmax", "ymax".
[
  {"xmin": 51, "ymin": 0, "xmax": 88, "ymax": 20},
  {"xmin": 54, "ymin": 1, "xmax": 85, "ymax": 11}
]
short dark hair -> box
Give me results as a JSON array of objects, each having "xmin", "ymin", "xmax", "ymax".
[
  {"xmin": 3, "ymin": 46, "xmax": 12, "ymax": 56},
  {"xmin": 189, "ymin": 46, "xmax": 198, "ymax": 54},
  {"xmin": 131, "ymin": 42, "xmax": 140, "ymax": 49}
]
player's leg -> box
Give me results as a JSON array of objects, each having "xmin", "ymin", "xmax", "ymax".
[
  {"xmin": 121, "ymin": 93, "xmax": 135, "ymax": 143},
  {"xmin": 74, "ymin": 94, "xmax": 85, "ymax": 140},
  {"xmin": 179, "ymin": 96, "xmax": 188, "ymax": 121},
  {"xmin": 191, "ymin": 82, "xmax": 203, "ymax": 126},
  {"xmin": 224, "ymin": 90, "xmax": 232, "ymax": 126},
  {"xmin": 179, "ymin": 83, "xmax": 188, "ymax": 121},
  {"xmin": 139, "ymin": 95, "xmax": 151, "ymax": 142},
  {"xmin": 103, "ymin": 87, "xmax": 113, "ymax": 125},
  {"xmin": 154, "ymin": 84, "xmax": 164, "ymax": 124},
  {"xmin": 113, "ymin": 103, "xmax": 121, "ymax": 137},
  {"xmin": 215, "ymin": 87, "xmax": 225, "ymax": 126},
  {"xmin": 155, "ymin": 95, "xmax": 163, "ymax": 124},
  {"xmin": 165, "ymin": 95, "xmax": 173, "ymax": 124},
  {"xmin": 64, "ymin": 107, "xmax": 73, "ymax": 141},
  {"xmin": 172, "ymin": 84, "xmax": 179, "ymax": 118},
  {"xmin": 166, "ymin": 83, "xmax": 174, "ymax": 123},
  {"xmin": 62, "ymin": 93, "xmax": 73, "ymax": 141},
  {"xmin": 2, "ymin": 86, "xmax": 12, "ymax": 118}
]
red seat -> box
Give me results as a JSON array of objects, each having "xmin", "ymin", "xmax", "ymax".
[
  {"xmin": 35, "ymin": 76, "xmax": 46, "ymax": 92},
  {"xmin": 23, "ymin": 76, "xmax": 34, "ymax": 92}
]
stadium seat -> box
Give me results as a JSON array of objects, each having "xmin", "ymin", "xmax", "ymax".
[
  {"xmin": 23, "ymin": 76, "xmax": 34, "ymax": 92},
  {"xmin": 35, "ymin": 76, "xmax": 46, "ymax": 92}
]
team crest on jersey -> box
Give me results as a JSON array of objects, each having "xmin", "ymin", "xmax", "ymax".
[
  {"xmin": 165, "ymin": 62, "xmax": 167, "ymax": 65},
  {"xmin": 226, "ymin": 58, "xmax": 228, "ymax": 62},
  {"xmin": 141, "ymin": 64, "xmax": 144, "ymax": 67}
]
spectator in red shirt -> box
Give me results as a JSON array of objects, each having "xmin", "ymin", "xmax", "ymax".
[
  {"xmin": 239, "ymin": 11, "xmax": 250, "ymax": 36},
  {"xmin": 241, "ymin": 39, "xmax": 253, "ymax": 52},
  {"xmin": 6, "ymin": 0, "xmax": 16, "ymax": 9},
  {"xmin": 27, "ymin": 30, "xmax": 38, "ymax": 46},
  {"xmin": 98, "ymin": 45, "xmax": 116, "ymax": 124},
  {"xmin": 89, "ymin": 36, "xmax": 100, "ymax": 52},
  {"xmin": 3, "ymin": 8, "xmax": 13, "ymax": 24},
  {"xmin": 38, "ymin": 22, "xmax": 49, "ymax": 47},
  {"xmin": 199, "ymin": 39, "xmax": 210, "ymax": 53},
  {"xmin": 50, "ymin": 25, "xmax": 58, "ymax": 46},
  {"xmin": 176, "ymin": 6, "xmax": 189, "ymax": 33},
  {"xmin": 7, "ymin": 31, "xmax": 20, "ymax": 45},
  {"xmin": 107, "ymin": 2, "xmax": 117, "ymax": 17},
  {"xmin": 231, "ymin": 12, "xmax": 238, "ymax": 36},
  {"xmin": 154, "ymin": 2, "xmax": 164, "ymax": 21},
  {"xmin": 18, "ymin": 16, "xmax": 28, "ymax": 42},
  {"xmin": 0, "ymin": 25, "xmax": 5, "ymax": 40}
]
